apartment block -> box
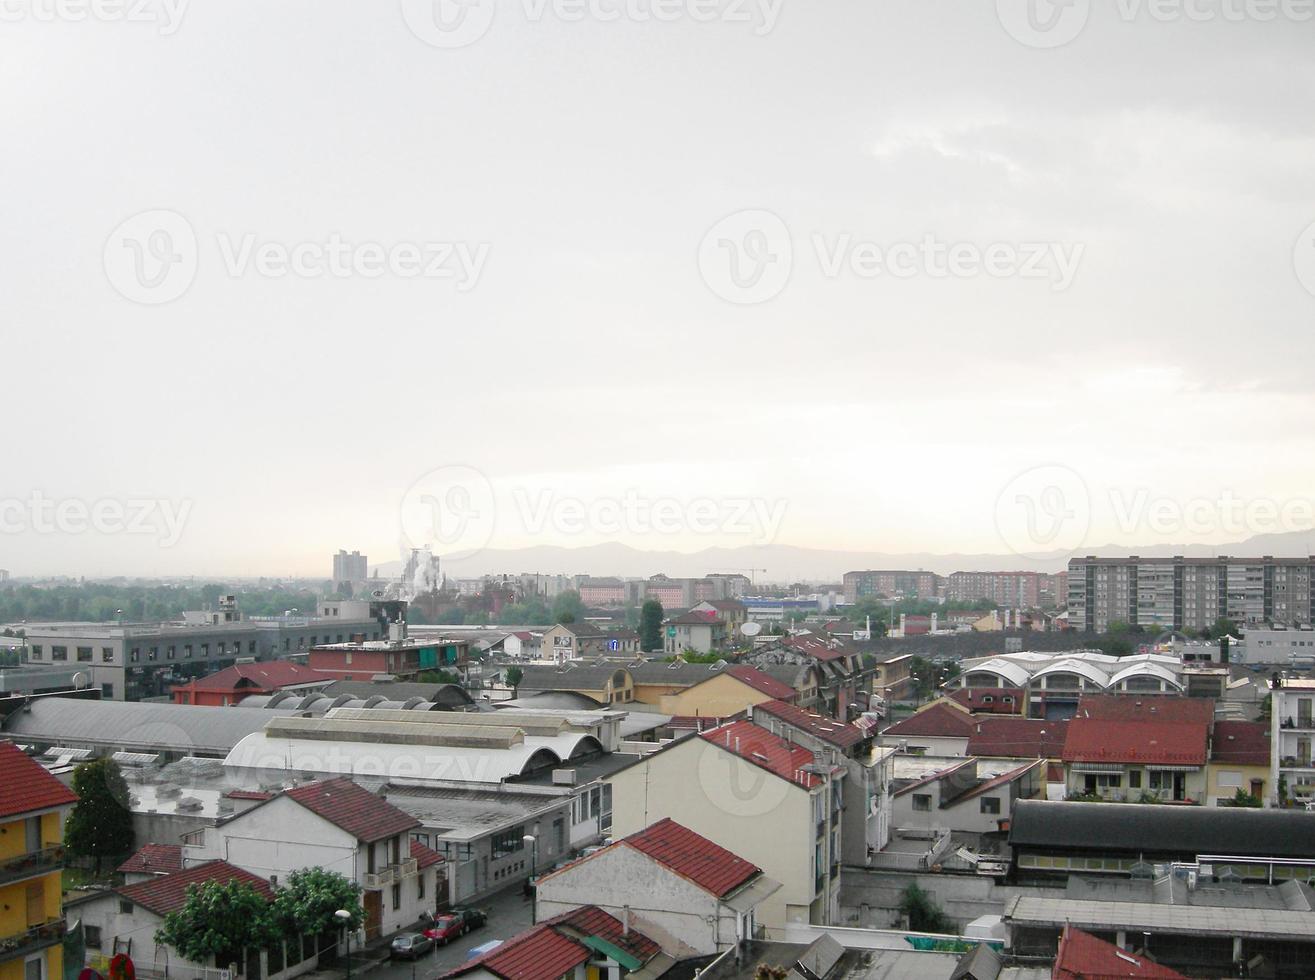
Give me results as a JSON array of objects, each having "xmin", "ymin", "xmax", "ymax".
[
  {"xmin": 944, "ymin": 571, "xmax": 1043, "ymax": 608},
  {"xmin": 841, "ymin": 570, "xmax": 938, "ymax": 603},
  {"xmin": 1068, "ymin": 555, "xmax": 1315, "ymax": 632}
]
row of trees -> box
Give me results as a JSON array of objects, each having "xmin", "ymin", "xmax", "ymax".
[{"xmin": 0, "ymin": 582, "xmax": 324, "ymax": 626}]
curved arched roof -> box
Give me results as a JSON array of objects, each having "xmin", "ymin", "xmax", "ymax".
[
  {"xmin": 1107, "ymin": 661, "xmax": 1184, "ymax": 691},
  {"xmin": 1031, "ymin": 659, "xmax": 1111, "ymax": 687},
  {"xmin": 962, "ymin": 658, "xmax": 1032, "ymax": 688}
]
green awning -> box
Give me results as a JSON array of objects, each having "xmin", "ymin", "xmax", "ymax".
[{"xmin": 581, "ymin": 936, "xmax": 644, "ymax": 971}]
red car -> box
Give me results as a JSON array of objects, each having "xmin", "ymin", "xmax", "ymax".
[{"xmin": 423, "ymin": 914, "xmax": 466, "ymax": 946}]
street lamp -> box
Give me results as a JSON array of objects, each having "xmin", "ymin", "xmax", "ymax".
[
  {"xmin": 334, "ymin": 909, "xmax": 353, "ymax": 980},
  {"xmin": 523, "ymin": 834, "xmax": 538, "ymax": 923}
]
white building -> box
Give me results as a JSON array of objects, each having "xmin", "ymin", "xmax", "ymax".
[
  {"xmin": 534, "ymin": 818, "xmax": 781, "ymax": 956},
  {"xmin": 1270, "ymin": 676, "xmax": 1315, "ymax": 806}
]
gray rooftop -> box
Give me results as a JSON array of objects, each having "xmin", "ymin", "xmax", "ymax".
[
  {"xmin": 1005, "ymin": 892, "xmax": 1315, "ymax": 940},
  {"xmin": 383, "ymin": 783, "xmax": 570, "ymax": 841}
]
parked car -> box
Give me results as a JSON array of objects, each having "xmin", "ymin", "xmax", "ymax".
[
  {"xmin": 391, "ymin": 933, "xmax": 436, "ymax": 960},
  {"xmin": 424, "ymin": 913, "xmax": 467, "ymax": 946},
  {"xmin": 454, "ymin": 906, "xmax": 487, "ymax": 931}
]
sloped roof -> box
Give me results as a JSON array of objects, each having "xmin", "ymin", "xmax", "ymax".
[
  {"xmin": 623, "ymin": 818, "xmax": 761, "ymax": 898},
  {"xmin": 1054, "ymin": 925, "xmax": 1189, "ymax": 979},
  {"xmin": 1061, "ymin": 718, "xmax": 1207, "ymax": 766},
  {"xmin": 881, "ymin": 700, "xmax": 976, "ymax": 739},
  {"xmin": 782, "ymin": 634, "xmax": 854, "ymax": 662},
  {"xmin": 948, "ymin": 687, "xmax": 1024, "ymax": 715},
  {"xmin": 117, "ymin": 843, "xmax": 184, "ymax": 876},
  {"xmin": 116, "ymin": 860, "xmax": 274, "ymax": 917},
  {"xmin": 518, "ymin": 663, "xmax": 629, "ymax": 691},
  {"xmin": 700, "ymin": 719, "xmax": 822, "ymax": 789},
  {"xmin": 284, "ymin": 777, "xmax": 420, "ymax": 842},
  {"xmin": 410, "ymin": 839, "xmax": 444, "ymax": 869},
  {"xmin": 1211, "ymin": 720, "xmax": 1270, "ymax": 766},
  {"xmin": 1074, "ymin": 694, "xmax": 1212, "ymax": 724},
  {"xmin": 628, "ymin": 660, "xmax": 727, "ymax": 685},
  {"xmin": 546, "ymin": 905, "xmax": 661, "ymax": 961},
  {"xmin": 725, "ymin": 665, "xmax": 797, "ymax": 700},
  {"xmin": 967, "ymin": 717, "xmax": 1068, "ymax": 759},
  {"xmin": 666, "ymin": 610, "xmax": 724, "ymax": 626},
  {"xmin": 0, "ymin": 740, "xmax": 78, "ymax": 819},
  {"xmin": 174, "ymin": 661, "xmax": 329, "ymax": 693},
  {"xmin": 753, "ymin": 699, "xmax": 868, "ymax": 748}
]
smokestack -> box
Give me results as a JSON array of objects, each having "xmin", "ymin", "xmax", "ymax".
[{"xmin": 623, "ymin": 905, "xmax": 631, "ymax": 936}]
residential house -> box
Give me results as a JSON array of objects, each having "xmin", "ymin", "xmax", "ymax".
[
  {"xmin": 308, "ymin": 637, "xmax": 469, "ymax": 681},
  {"xmin": 879, "ymin": 700, "xmax": 976, "ymax": 756},
  {"xmin": 690, "ymin": 600, "xmax": 748, "ymax": 642},
  {"xmin": 116, "ymin": 844, "xmax": 184, "ymax": 884},
  {"xmin": 504, "ymin": 631, "xmax": 543, "ymax": 661},
  {"xmin": 533, "ymin": 818, "xmax": 781, "ymax": 956},
  {"xmin": 607, "ymin": 719, "xmax": 845, "ymax": 934},
  {"xmin": 628, "ymin": 661, "xmax": 796, "ymax": 716},
  {"xmin": 440, "ymin": 906, "xmax": 666, "ymax": 980},
  {"xmin": 891, "ymin": 759, "xmax": 1044, "ymax": 836},
  {"xmin": 739, "ymin": 637, "xmax": 865, "ymax": 719},
  {"xmin": 1207, "ymin": 720, "xmax": 1270, "ymax": 807},
  {"xmin": 516, "ymin": 663, "xmax": 635, "ymax": 706},
  {"xmin": 749, "ymin": 699, "xmax": 895, "ymax": 863},
  {"xmin": 868, "ymin": 654, "xmax": 913, "ymax": 705},
  {"xmin": 180, "ymin": 777, "xmax": 437, "ymax": 941},
  {"xmin": 1270, "ymin": 676, "xmax": 1315, "ymax": 806},
  {"xmin": 947, "ymin": 688, "xmax": 1025, "ymax": 716},
  {"xmin": 541, "ymin": 624, "xmax": 612, "ymax": 664},
  {"xmin": 0, "ymin": 742, "xmax": 77, "ymax": 980},
  {"xmin": 965, "ymin": 717, "xmax": 1068, "ymax": 764},
  {"xmin": 170, "ymin": 661, "xmax": 330, "ymax": 706},
  {"xmin": 662, "ymin": 610, "xmax": 728, "ymax": 655}
]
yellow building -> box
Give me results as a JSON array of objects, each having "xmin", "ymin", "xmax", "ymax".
[
  {"xmin": 653, "ymin": 666, "xmax": 798, "ymax": 717},
  {"xmin": 0, "ymin": 742, "xmax": 78, "ymax": 980}
]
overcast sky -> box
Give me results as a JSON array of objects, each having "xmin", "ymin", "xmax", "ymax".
[{"xmin": 3, "ymin": 0, "xmax": 1314, "ymax": 577}]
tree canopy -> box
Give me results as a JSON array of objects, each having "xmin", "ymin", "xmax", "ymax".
[
  {"xmin": 65, "ymin": 758, "xmax": 135, "ymax": 871},
  {"xmin": 156, "ymin": 878, "xmax": 277, "ymax": 967},
  {"xmin": 639, "ymin": 599, "xmax": 664, "ymax": 652},
  {"xmin": 272, "ymin": 868, "xmax": 362, "ymax": 935}
]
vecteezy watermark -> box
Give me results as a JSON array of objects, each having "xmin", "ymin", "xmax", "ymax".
[
  {"xmin": 697, "ymin": 210, "xmax": 1083, "ymax": 304},
  {"xmin": 997, "ymin": 469, "xmax": 1315, "ymax": 559},
  {"xmin": 0, "ymin": 0, "xmax": 188, "ymax": 34},
  {"xmin": 1295, "ymin": 219, "xmax": 1315, "ymax": 298},
  {"xmin": 696, "ymin": 726, "xmax": 791, "ymax": 816},
  {"xmin": 998, "ymin": 0, "xmax": 1313, "ymax": 49},
  {"xmin": 400, "ymin": 0, "xmax": 783, "ymax": 49},
  {"xmin": 103, "ymin": 210, "xmax": 491, "ymax": 304},
  {"xmin": 399, "ymin": 465, "xmax": 789, "ymax": 562},
  {"xmin": 0, "ymin": 491, "xmax": 191, "ymax": 547}
]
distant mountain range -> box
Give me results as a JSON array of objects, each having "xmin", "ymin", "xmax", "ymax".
[{"xmin": 369, "ymin": 529, "xmax": 1315, "ymax": 584}]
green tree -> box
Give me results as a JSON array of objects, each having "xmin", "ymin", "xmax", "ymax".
[
  {"xmin": 639, "ymin": 600, "xmax": 665, "ymax": 652},
  {"xmin": 898, "ymin": 883, "xmax": 953, "ymax": 933},
  {"xmin": 1229, "ymin": 787, "xmax": 1263, "ymax": 808},
  {"xmin": 552, "ymin": 590, "xmax": 584, "ymax": 624},
  {"xmin": 272, "ymin": 868, "xmax": 362, "ymax": 937},
  {"xmin": 505, "ymin": 665, "xmax": 524, "ymax": 691},
  {"xmin": 65, "ymin": 758, "xmax": 135, "ymax": 873},
  {"xmin": 417, "ymin": 669, "xmax": 460, "ymax": 685},
  {"xmin": 156, "ymin": 879, "xmax": 277, "ymax": 968}
]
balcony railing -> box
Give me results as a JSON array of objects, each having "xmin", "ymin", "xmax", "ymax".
[
  {"xmin": 0, "ymin": 920, "xmax": 67, "ymax": 964},
  {"xmin": 363, "ymin": 857, "xmax": 419, "ymax": 889},
  {"xmin": 0, "ymin": 846, "xmax": 65, "ymax": 887}
]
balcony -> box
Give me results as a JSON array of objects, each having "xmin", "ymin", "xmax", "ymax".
[
  {"xmin": 0, "ymin": 847, "xmax": 64, "ymax": 887},
  {"xmin": 363, "ymin": 867, "xmax": 395, "ymax": 889},
  {"xmin": 0, "ymin": 920, "xmax": 66, "ymax": 964}
]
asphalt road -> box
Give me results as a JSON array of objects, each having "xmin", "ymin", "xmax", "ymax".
[{"xmin": 369, "ymin": 883, "xmax": 536, "ymax": 980}]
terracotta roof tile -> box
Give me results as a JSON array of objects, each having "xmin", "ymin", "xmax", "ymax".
[
  {"xmin": 1074, "ymin": 694, "xmax": 1214, "ymax": 725},
  {"xmin": 443, "ymin": 907, "xmax": 659, "ymax": 980},
  {"xmin": 117, "ymin": 860, "xmax": 274, "ymax": 917},
  {"xmin": 725, "ymin": 665, "xmax": 797, "ymax": 701},
  {"xmin": 284, "ymin": 778, "xmax": 420, "ymax": 842},
  {"xmin": 967, "ymin": 717, "xmax": 1068, "ymax": 759},
  {"xmin": 700, "ymin": 719, "xmax": 822, "ymax": 789},
  {"xmin": 546, "ymin": 906, "xmax": 660, "ymax": 960},
  {"xmin": 1055, "ymin": 925, "xmax": 1189, "ymax": 979},
  {"xmin": 623, "ymin": 818, "xmax": 761, "ymax": 898},
  {"xmin": 172, "ymin": 661, "xmax": 329, "ymax": 694},
  {"xmin": 881, "ymin": 700, "xmax": 976, "ymax": 739},
  {"xmin": 1061, "ymin": 718, "xmax": 1208, "ymax": 766},
  {"xmin": 117, "ymin": 844, "xmax": 184, "ymax": 875},
  {"xmin": 1210, "ymin": 720, "xmax": 1270, "ymax": 767},
  {"xmin": 0, "ymin": 740, "xmax": 78, "ymax": 819},
  {"xmin": 753, "ymin": 699, "xmax": 868, "ymax": 748},
  {"xmin": 410, "ymin": 839, "xmax": 444, "ymax": 870}
]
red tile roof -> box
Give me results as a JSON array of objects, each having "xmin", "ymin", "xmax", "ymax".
[
  {"xmin": 948, "ymin": 687, "xmax": 1024, "ymax": 715},
  {"xmin": 410, "ymin": 839, "xmax": 444, "ymax": 870},
  {"xmin": 117, "ymin": 844, "xmax": 184, "ymax": 876},
  {"xmin": 666, "ymin": 715, "xmax": 735, "ymax": 732},
  {"xmin": 782, "ymin": 634, "xmax": 854, "ymax": 662},
  {"xmin": 284, "ymin": 778, "xmax": 420, "ymax": 842},
  {"xmin": 753, "ymin": 699, "xmax": 868, "ymax": 749},
  {"xmin": 623, "ymin": 818, "xmax": 761, "ymax": 898},
  {"xmin": 1061, "ymin": 718, "xmax": 1208, "ymax": 766},
  {"xmin": 666, "ymin": 610, "xmax": 724, "ymax": 626},
  {"xmin": 173, "ymin": 661, "xmax": 330, "ymax": 694},
  {"xmin": 224, "ymin": 789, "xmax": 274, "ymax": 801},
  {"xmin": 967, "ymin": 718, "xmax": 1069, "ymax": 759},
  {"xmin": 546, "ymin": 906, "xmax": 661, "ymax": 961},
  {"xmin": 700, "ymin": 719, "xmax": 823, "ymax": 789},
  {"xmin": 725, "ymin": 665, "xmax": 797, "ymax": 701},
  {"xmin": 0, "ymin": 740, "xmax": 78, "ymax": 819},
  {"xmin": 1211, "ymin": 720, "xmax": 1270, "ymax": 766},
  {"xmin": 1074, "ymin": 694, "xmax": 1215, "ymax": 725},
  {"xmin": 1054, "ymin": 925, "xmax": 1189, "ymax": 979},
  {"xmin": 117, "ymin": 860, "xmax": 275, "ymax": 917},
  {"xmin": 881, "ymin": 700, "xmax": 976, "ymax": 739}
]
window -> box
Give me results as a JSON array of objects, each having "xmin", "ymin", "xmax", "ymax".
[
  {"xmin": 85, "ymin": 925, "xmax": 102, "ymax": 949},
  {"xmin": 51, "ymin": 646, "xmax": 67, "ymax": 661},
  {"xmin": 30, "ymin": 645, "xmax": 41, "ymax": 659},
  {"xmin": 417, "ymin": 874, "xmax": 425, "ymax": 900},
  {"xmin": 184, "ymin": 645, "xmax": 192, "ymax": 658},
  {"xmin": 119, "ymin": 899, "xmax": 133, "ymax": 914},
  {"xmin": 167, "ymin": 646, "xmax": 176, "ymax": 660},
  {"xmin": 980, "ymin": 797, "xmax": 1001, "ymax": 815},
  {"xmin": 25, "ymin": 957, "xmax": 42, "ymax": 980},
  {"xmin": 101, "ymin": 647, "xmax": 114, "ymax": 662},
  {"xmin": 391, "ymin": 882, "xmax": 401, "ymax": 911},
  {"xmin": 248, "ymin": 641, "xmax": 257, "ymax": 654},
  {"xmin": 148, "ymin": 647, "xmax": 158, "ymax": 661},
  {"xmin": 1129, "ymin": 770, "xmax": 1142, "ymax": 789},
  {"xmin": 201, "ymin": 643, "xmax": 209, "ymax": 658},
  {"xmin": 912, "ymin": 794, "xmax": 931, "ymax": 812},
  {"xmin": 77, "ymin": 647, "xmax": 92, "ymax": 662},
  {"xmin": 491, "ymin": 827, "xmax": 526, "ymax": 859}
]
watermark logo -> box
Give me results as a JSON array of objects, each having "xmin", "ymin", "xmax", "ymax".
[
  {"xmin": 994, "ymin": 464, "xmax": 1092, "ymax": 559},
  {"xmin": 0, "ymin": 0, "xmax": 189, "ymax": 35},
  {"xmin": 0, "ymin": 491, "xmax": 191, "ymax": 547},
  {"xmin": 696, "ymin": 734, "xmax": 791, "ymax": 817},
  {"xmin": 996, "ymin": 0, "xmax": 1090, "ymax": 47},
  {"xmin": 698, "ymin": 209, "xmax": 793, "ymax": 305},
  {"xmin": 103, "ymin": 210, "xmax": 197, "ymax": 305},
  {"xmin": 1295, "ymin": 219, "xmax": 1315, "ymax": 298},
  {"xmin": 400, "ymin": 0, "xmax": 497, "ymax": 49},
  {"xmin": 399, "ymin": 465, "xmax": 498, "ymax": 563}
]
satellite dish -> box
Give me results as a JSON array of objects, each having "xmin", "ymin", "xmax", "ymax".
[
  {"xmin": 371, "ymin": 590, "xmax": 386, "ymax": 598},
  {"xmin": 72, "ymin": 672, "xmax": 89, "ymax": 690},
  {"xmin": 740, "ymin": 622, "xmax": 762, "ymax": 638}
]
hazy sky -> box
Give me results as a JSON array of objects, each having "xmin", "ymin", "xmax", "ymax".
[{"xmin": 3, "ymin": 0, "xmax": 1314, "ymax": 577}]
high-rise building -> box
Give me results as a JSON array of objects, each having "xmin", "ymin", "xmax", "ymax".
[
  {"xmin": 842, "ymin": 570, "xmax": 939, "ymax": 603},
  {"xmin": 332, "ymin": 549, "xmax": 368, "ymax": 585},
  {"xmin": 945, "ymin": 571, "xmax": 1042, "ymax": 608},
  {"xmin": 1068, "ymin": 555, "xmax": 1315, "ymax": 632}
]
